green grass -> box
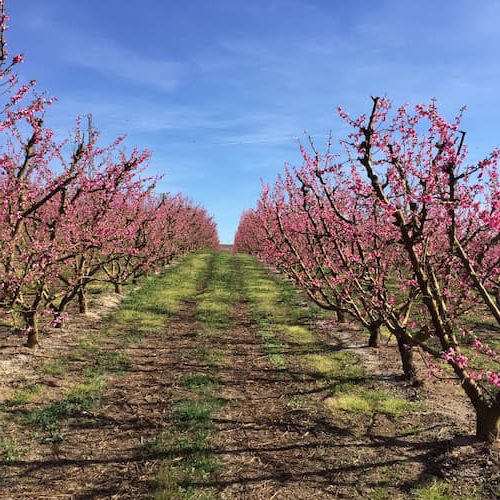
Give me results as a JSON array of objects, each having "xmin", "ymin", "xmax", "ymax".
[
  {"xmin": 0, "ymin": 251, "xmax": 218, "ymax": 479},
  {"xmin": 180, "ymin": 374, "xmax": 218, "ymax": 389},
  {"xmin": 412, "ymin": 478, "xmax": 453, "ymax": 500},
  {"xmin": 7, "ymin": 384, "xmax": 41, "ymax": 405},
  {"xmin": 305, "ymin": 351, "xmax": 365, "ymax": 384},
  {"xmin": 78, "ymin": 333, "xmax": 103, "ymax": 349},
  {"xmin": 25, "ymin": 376, "xmax": 106, "ymax": 442},
  {"xmin": 280, "ymin": 324, "xmax": 316, "ymax": 344},
  {"xmin": 171, "ymin": 399, "xmax": 225, "ymax": 429},
  {"xmin": 0, "ymin": 435, "xmax": 20, "ymax": 463},
  {"xmin": 196, "ymin": 346, "xmax": 226, "ymax": 366},
  {"xmin": 196, "ymin": 251, "xmax": 238, "ymax": 330},
  {"xmin": 326, "ymin": 394, "xmax": 372, "ymax": 413},
  {"xmin": 40, "ymin": 358, "xmax": 68, "ymax": 376},
  {"xmin": 263, "ymin": 341, "xmax": 286, "ymax": 368},
  {"xmin": 107, "ymin": 252, "xmax": 214, "ymax": 341},
  {"xmin": 234, "ymin": 253, "xmax": 324, "ymax": 372},
  {"xmin": 149, "ymin": 251, "xmax": 232, "ymax": 499},
  {"xmin": 235, "ymin": 254, "xmax": 421, "ymax": 427},
  {"xmin": 93, "ymin": 351, "xmax": 131, "ymax": 373},
  {"xmin": 369, "ymin": 487, "xmax": 391, "ymax": 500},
  {"xmin": 147, "ymin": 393, "xmax": 223, "ymax": 499},
  {"xmin": 326, "ymin": 388, "xmax": 419, "ymax": 417}
]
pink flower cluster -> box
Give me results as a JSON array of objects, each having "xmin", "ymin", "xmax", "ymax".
[{"xmin": 441, "ymin": 347, "xmax": 469, "ymax": 369}]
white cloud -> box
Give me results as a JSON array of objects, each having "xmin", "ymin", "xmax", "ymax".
[
  {"xmin": 62, "ymin": 35, "xmax": 185, "ymax": 92},
  {"xmin": 19, "ymin": 10, "xmax": 185, "ymax": 93}
]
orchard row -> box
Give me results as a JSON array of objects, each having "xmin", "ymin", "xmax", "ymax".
[
  {"xmin": 0, "ymin": 2, "xmax": 218, "ymax": 347},
  {"xmin": 234, "ymin": 97, "xmax": 500, "ymax": 442}
]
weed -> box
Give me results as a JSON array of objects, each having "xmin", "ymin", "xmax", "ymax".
[
  {"xmin": 40, "ymin": 358, "xmax": 68, "ymax": 376},
  {"xmin": 326, "ymin": 394, "xmax": 372, "ymax": 414},
  {"xmin": 78, "ymin": 333, "xmax": 102, "ymax": 349},
  {"xmin": 412, "ymin": 478, "xmax": 452, "ymax": 500},
  {"xmin": 180, "ymin": 374, "xmax": 217, "ymax": 389},
  {"xmin": 0, "ymin": 436, "xmax": 19, "ymax": 463},
  {"xmin": 7, "ymin": 384, "xmax": 41, "ymax": 405},
  {"xmin": 268, "ymin": 353, "xmax": 286, "ymax": 368},
  {"xmin": 154, "ymin": 464, "xmax": 216, "ymax": 499},
  {"xmin": 148, "ymin": 252, "xmax": 229, "ymax": 498},
  {"xmin": 325, "ymin": 389, "xmax": 418, "ymax": 417},
  {"xmin": 196, "ymin": 347, "xmax": 225, "ymax": 366},
  {"xmin": 281, "ymin": 324, "xmax": 315, "ymax": 344},
  {"xmin": 171, "ymin": 399, "xmax": 225, "ymax": 429},
  {"xmin": 287, "ymin": 396, "xmax": 310, "ymax": 410},
  {"xmin": 94, "ymin": 351, "xmax": 131, "ymax": 373},
  {"xmin": 25, "ymin": 377, "xmax": 106, "ymax": 436},
  {"xmin": 369, "ymin": 487, "xmax": 391, "ymax": 500}
]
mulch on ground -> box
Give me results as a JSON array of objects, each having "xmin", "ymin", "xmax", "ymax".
[{"xmin": 0, "ymin": 252, "xmax": 498, "ymax": 499}]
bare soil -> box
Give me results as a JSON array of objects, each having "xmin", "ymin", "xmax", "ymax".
[
  {"xmin": 0, "ymin": 304, "xmax": 197, "ymax": 498},
  {"xmin": 207, "ymin": 307, "xmax": 498, "ymax": 499},
  {"xmin": 0, "ymin": 253, "xmax": 498, "ymax": 499}
]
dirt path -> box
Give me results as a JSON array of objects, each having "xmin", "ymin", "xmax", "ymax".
[
  {"xmin": 204, "ymin": 255, "xmax": 497, "ymax": 498},
  {"xmin": 208, "ymin": 303, "xmax": 346, "ymax": 499},
  {"xmin": 0, "ymin": 254, "xmax": 215, "ymax": 498},
  {"xmin": 0, "ymin": 251, "xmax": 497, "ymax": 499}
]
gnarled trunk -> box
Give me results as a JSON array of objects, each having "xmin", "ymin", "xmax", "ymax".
[
  {"xmin": 336, "ymin": 298, "xmax": 346, "ymax": 323},
  {"xmin": 336, "ymin": 308, "xmax": 345, "ymax": 323},
  {"xmin": 395, "ymin": 331, "xmax": 418, "ymax": 383},
  {"xmin": 24, "ymin": 310, "xmax": 39, "ymax": 348},
  {"xmin": 55, "ymin": 295, "xmax": 72, "ymax": 328},
  {"xmin": 475, "ymin": 406, "xmax": 500, "ymax": 443},
  {"xmin": 457, "ymin": 373, "xmax": 500, "ymax": 443},
  {"xmin": 368, "ymin": 323, "xmax": 380, "ymax": 348},
  {"xmin": 78, "ymin": 286, "xmax": 88, "ymax": 314}
]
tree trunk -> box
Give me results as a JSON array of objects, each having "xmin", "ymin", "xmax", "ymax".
[
  {"xmin": 55, "ymin": 296, "xmax": 71, "ymax": 328},
  {"xmin": 459, "ymin": 376, "xmax": 500, "ymax": 443},
  {"xmin": 114, "ymin": 283, "xmax": 122, "ymax": 294},
  {"xmin": 336, "ymin": 309, "xmax": 345, "ymax": 323},
  {"xmin": 475, "ymin": 405, "xmax": 500, "ymax": 443},
  {"xmin": 368, "ymin": 323, "xmax": 380, "ymax": 348},
  {"xmin": 78, "ymin": 287, "xmax": 88, "ymax": 314},
  {"xmin": 336, "ymin": 298, "xmax": 346, "ymax": 323},
  {"xmin": 395, "ymin": 332, "xmax": 419, "ymax": 383},
  {"xmin": 24, "ymin": 311, "xmax": 39, "ymax": 348}
]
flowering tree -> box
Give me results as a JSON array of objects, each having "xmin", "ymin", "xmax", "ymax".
[
  {"xmin": 346, "ymin": 97, "xmax": 499, "ymax": 441},
  {"xmin": 0, "ymin": 0, "xmax": 219, "ymax": 346},
  {"xmin": 241, "ymin": 163, "xmax": 419, "ymax": 379},
  {"xmin": 0, "ymin": 6, "xmax": 80, "ymax": 346},
  {"xmin": 237, "ymin": 98, "xmax": 500, "ymax": 442}
]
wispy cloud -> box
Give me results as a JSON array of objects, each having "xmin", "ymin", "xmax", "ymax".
[
  {"xmin": 61, "ymin": 36, "xmax": 185, "ymax": 92},
  {"xmin": 21, "ymin": 11, "xmax": 185, "ymax": 92},
  {"xmin": 45, "ymin": 96, "xmax": 282, "ymax": 136}
]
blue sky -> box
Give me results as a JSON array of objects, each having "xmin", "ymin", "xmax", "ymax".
[{"xmin": 9, "ymin": 0, "xmax": 500, "ymax": 243}]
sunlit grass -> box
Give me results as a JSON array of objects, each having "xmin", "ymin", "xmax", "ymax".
[
  {"xmin": 7, "ymin": 384, "xmax": 41, "ymax": 405},
  {"xmin": 280, "ymin": 324, "xmax": 315, "ymax": 344},
  {"xmin": 0, "ymin": 435, "xmax": 20, "ymax": 463},
  {"xmin": 196, "ymin": 251, "xmax": 237, "ymax": 329},
  {"xmin": 24, "ymin": 376, "xmax": 106, "ymax": 443},
  {"xmin": 325, "ymin": 388, "xmax": 418, "ymax": 417},
  {"xmin": 148, "ymin": 251, "xmax": 230, "ymax": 499},
  {"xmin": 305, "ymin": 354, "xmax": 340, "ymax": 376},
  {"xmin": 305, "ymin": 351, "xmax": 364, "ymax": 380},
  {"xmin": 40, "ymin": 357, "xmax": 68, "ymax": 376},
  {"xmin": 412, "ymin": 478, "xmax": 453, "ymax": 500},
  {"xmin": 326, "ymin": 394, "xmax": 372, "ymax": 414}
]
